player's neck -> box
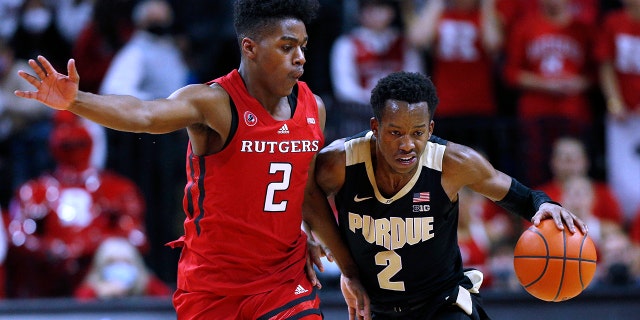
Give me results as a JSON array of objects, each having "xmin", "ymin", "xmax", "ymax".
[{"xmin": 238, "ymin": 64, "xmax": 287, "ymax": 116}]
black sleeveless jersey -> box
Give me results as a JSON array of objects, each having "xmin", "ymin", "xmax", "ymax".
[{"xmin": 336, "ymin": 131, "xmax": 465, "ymax": 307}]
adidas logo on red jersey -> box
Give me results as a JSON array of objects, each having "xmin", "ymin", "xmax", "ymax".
[
  {"xmin": 278, "ymin": 124, "xmax": 290, "ymax": 134},
  {"xmin": 294, "ymin": 284, "xmax": 308, "ymax": 295}
]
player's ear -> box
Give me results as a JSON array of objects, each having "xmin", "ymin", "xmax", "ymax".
[
  {"xmin": 241, "ymin": 37, "xmax": 257, "ymax": 59},
  {"xmin": 428, "ymin": 120, "xmax": 434, "ymax": 137},
  {"xmin": 370, "ymin": 117, "xmax": 378, "ymax": 134}
]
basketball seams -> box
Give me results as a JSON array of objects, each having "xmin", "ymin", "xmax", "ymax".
[
  {"xmin": 552, "ymin": 229, "xmax": 568, "ymax": 302},
  {"xmin": 513, "ymin": 220, "xmax": 597, "ymax": 302},
  {"xmin": 579, "ymin": 232, "xmax": 587, "ymax": 290},
  {"xmin": 521, "ymin": 228, "xmax": 549, "ymax": 288}
]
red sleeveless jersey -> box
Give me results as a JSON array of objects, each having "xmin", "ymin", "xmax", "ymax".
[{"xmin": 174, "ymin": 70, "xmax": 324, "ymax": 295}]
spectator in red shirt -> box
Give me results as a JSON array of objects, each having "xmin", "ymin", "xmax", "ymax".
[
  {"xmin": 537, "ymin": 136, "xmax": 624, "ymax": 224},
  {"xmin": 405, "ymin": 0, "xmax": 504, "ymax": 162},
  {"xmin": 406, "ymin": 0, "xmax": 502, "ymax": 119},
  {"xmin": 593, "ymin": 0, "xmax": 640, "ymax": 223},
  {"xmin": 502, "ymin": 0, "xmax": 596, "ymax": 187},
  {"xmin": 330, "ymin": 0, "xmax": 424, "ymax": 138}
]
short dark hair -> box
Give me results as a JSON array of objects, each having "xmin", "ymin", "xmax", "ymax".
[
  {"xmin": 370, "ymin": 71, "xmax": 439, "ymax": 121},
  {"xmin": 233, "ymin": 0, "xmax": 320, "ymax": 42}
]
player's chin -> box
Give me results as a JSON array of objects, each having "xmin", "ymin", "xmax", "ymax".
[{"xmin": 276, "ymin": 80, "xmax": 297, "ymax": 96}]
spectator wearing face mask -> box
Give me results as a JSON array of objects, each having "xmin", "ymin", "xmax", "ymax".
[
  {"xmin": 74, "ymin": 237, "xmax": 172, "ymax": 300},
  {"xmin": 95, "ymin": 1, "xmax": 189, "ymax": 252},
  {"xmin": 8, "ymin": 0, "xmax": 71, "ymax": 72},
  {"xmin": 98, "ymin": 0, "xmax": 188, "ymax": 99}
]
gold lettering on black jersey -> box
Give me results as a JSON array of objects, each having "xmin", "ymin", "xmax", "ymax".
[{"xmin": 348, "ymin": 212, "xmax": 434, "ymax": 250}]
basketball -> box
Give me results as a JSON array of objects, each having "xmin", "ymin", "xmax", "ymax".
[{"xmin": 513, "ymin": 219, "xmax": 597, "ymax": 302}]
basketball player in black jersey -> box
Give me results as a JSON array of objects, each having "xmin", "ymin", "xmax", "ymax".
[{"xmin": 303, "ymin": 71, "xmax": 589, "ymax": 319}]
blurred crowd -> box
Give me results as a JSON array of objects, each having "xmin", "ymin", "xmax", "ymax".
[{"xmin": 0, "ymin": 0, "xmax": 639, "ymax": 300}]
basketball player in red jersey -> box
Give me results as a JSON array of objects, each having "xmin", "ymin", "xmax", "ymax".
[{"xmin": 13, "ymin": 0, "xmax": 370, "ymax": 319}]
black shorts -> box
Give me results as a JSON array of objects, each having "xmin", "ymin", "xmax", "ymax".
[{"xmin": 370, "ymin": 274, "xmax": 492, "ymax": 320}]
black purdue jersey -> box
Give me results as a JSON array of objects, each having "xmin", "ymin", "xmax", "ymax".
[{"xmin": 336, "ymin": 131, "xmax": 465, "ymax": 307}]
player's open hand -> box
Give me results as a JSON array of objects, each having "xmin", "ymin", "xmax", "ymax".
[
  {"xmin": 532, "ymin": 202, "xmax": 589, "ymax": 235},
  {"xmin": 340, "ymin": 274, "xmax": 371, "ymax": 320},
  {"xmin": 14, "ymin": 55, "xmax": 79, "ymax": 110}
]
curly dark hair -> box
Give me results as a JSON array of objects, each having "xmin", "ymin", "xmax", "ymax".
[
  {"xmin": 370, "ymin": 71, "xmax": 439, "ymax": 121},
  {"xmin": 233, "ymin": 0, "xmax": 320, "ymax": 42}
]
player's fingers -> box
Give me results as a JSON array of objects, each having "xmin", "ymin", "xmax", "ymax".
[
  {"xmin": 569, "ymin": 212, "xmax": 588, "ymax": 234},
  {"xmin": 305, "ymin": 257, "xmax": 321, "ymax": 289},
  {"xmin": 304, "ymin": 256, "xmax": 318, "ymax": 287},
  {"xmin": 561, "ymin": 210, "xmax": 577, "ymax": 233},
  {"xmin": 361, "ymin": 293, "xmax": 371, "ymax": 320},
  {"xmin": 347, "ymin": 306, "xmax": 356, "ymax": 320},
  {"xmin": 68, "ymin": 59, "xmax": 79, "ymax": 82},
  {"xmin": 27, "ymin": 59, "xmax": 46, "ymax": 79},
  {"xmin": 553, "ymin": 216, "xmax": 565, "ymax": 230},
  {"xmin": 14, "ymin": 90, "xmax": 36, "ymax": 99},
  {"xmin": 323, "ymin": 246, "xmax": 335, "ymax": 262},
  {"xmin": 37, "ymin": 55, "xmax": 57, "ymax": 75},
  {"xmin": 356, "ymin": 294, "xmax": 370, "ymax": 320},
  {"xmin": 310, "ymin": 245, "xmax": 324, "ymax": 273},
  {"xmin": 17, "ymin": 70, "xmax": 42, "ymax": 88}
]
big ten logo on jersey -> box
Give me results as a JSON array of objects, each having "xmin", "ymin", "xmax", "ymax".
[
  {"xmin": 412, "ymin": 191, "xmax": 430, "ymax": 213},
  {"xmin": 347, "ymin": 213, "xmax": 435, "ymax": 250}
]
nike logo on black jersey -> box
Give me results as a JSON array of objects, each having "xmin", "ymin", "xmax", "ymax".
[{"xmin": 354, "ymin": 194, "xmax": 373, "ymax": 202}]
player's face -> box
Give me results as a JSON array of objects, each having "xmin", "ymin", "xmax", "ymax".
[
  {"xmin": 372, "ymin": 99, "xmax": 433, "ymax": 175},
  {"xmin": 253, "ymin": 18, "xmax": 308, "ymax": 96}
]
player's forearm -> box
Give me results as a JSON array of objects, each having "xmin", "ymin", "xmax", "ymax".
[
  {"xmin": 304, "ymin": 210, "xmax": 360, "ymax": 278},
  {"xmin": 302, "ymin": 196, "xmax": 360, "ymax": 278},
  {"xmin": 68, "ymin": 91, "xmax": 159, "ymax": 133}
]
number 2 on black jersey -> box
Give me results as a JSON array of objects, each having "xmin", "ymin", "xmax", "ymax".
[{"xmin": 376, "ymin": 250, "xmax": 405, "ymax": 291}]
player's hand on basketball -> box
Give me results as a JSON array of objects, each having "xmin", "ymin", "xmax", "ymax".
[
  {"xmin": 14, "ymin": 55, "xmax": 79, "ymax": 110},
  {"xmin": 532, "ymin": 202, "xmax": 589, "ymax": 235},
  {"xmin": 340, "ymin": 274, "xmax": 371, "ymax": 320}
]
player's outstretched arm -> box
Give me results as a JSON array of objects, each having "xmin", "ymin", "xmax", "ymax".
[
  {"xmin": 444, "ymin": 142, "xmax": 588, "ymax": 234},
  {"xmin": 14, "ymin": 55, "xmax": 220, "ymax": 135}
]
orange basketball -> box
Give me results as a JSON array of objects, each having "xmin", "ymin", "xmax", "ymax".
[{"xmin": 513, "ymin": 219, "xmax": 597, "ymax": 302}]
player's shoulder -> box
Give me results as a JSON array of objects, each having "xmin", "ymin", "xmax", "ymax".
[
  {"xmin": 441, "ymin": 139, "xmax": 486, "ymax": 169},
  {"xmin": 170, "ymin": 83, "xmax": 231, "ymax": 116},
  {"xmin": 318, "ymin": 138, "xmax": 346, "ymax": 166},
  {"xmin": 171, "ymin": 82, "xmax": 228, "ymax": 102}
]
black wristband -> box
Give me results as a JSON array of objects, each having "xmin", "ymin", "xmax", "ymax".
[{"xmin": 496, "ymin": 179, "xmax": 557, "ymax": 221}]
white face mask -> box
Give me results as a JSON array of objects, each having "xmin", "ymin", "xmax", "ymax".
[
  {"xmin": 22, "ymin": 7, "xmax": 52, "ymax": 34},
  {"xmin": 102, "ymin": 261, "xmax": 139, "ymax": 289}
]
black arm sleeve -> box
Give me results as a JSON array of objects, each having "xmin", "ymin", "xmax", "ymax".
[{"xmin": 495, "ymin": 178, "xmax": 561, "ymax": 221}]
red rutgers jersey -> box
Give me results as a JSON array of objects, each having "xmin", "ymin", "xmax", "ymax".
[
  {"xmin": 173, "ymin": 70, "xmax": 324, "ymax": 296},
  {"xmin": 431, "ymin": 9, "xmax": 496, "ymax": 117}
]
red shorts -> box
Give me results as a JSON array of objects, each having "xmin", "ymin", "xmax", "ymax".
[{"xmin": 173, "ymin": 271, "xmax": 322, "ymax": 320}]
